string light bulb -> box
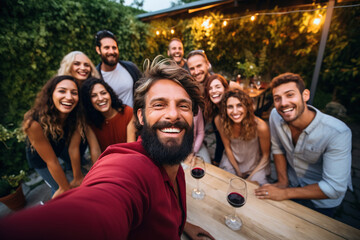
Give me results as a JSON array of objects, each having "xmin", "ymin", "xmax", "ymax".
[
  {"xmin": 313, "ymin": 14, "xmax": 322, "ymax": 25},
  {"xmin": 223, "ymin": 20, "xmax": 228, "ymax": 27},
  {"xmin": 156, "ymin": 30, "xmax": 160, "ymax": 36},
  {"xmin": 170, "ymin": 29, "xmax": 175, "ymax": 34},
  {"xmin": 250, "ymin": 15, "xmax": 256, "ymax": 21},
  {"xmin": 201, "ymin": 18, "xmax": 213, "ymax": 29}
]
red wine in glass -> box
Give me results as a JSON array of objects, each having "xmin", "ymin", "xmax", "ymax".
[
  {"xmin": 191, "ymin": 167, "xmax": 205, "ymax": 179},
  {"xmin": 227, "ymin": 192, "xmax": 245, "ymax": 208},
  {"xmin": 225, "ymin": 177, "xmax": 247, "ymax": 230},
  {"xmin": 191, "ymin": 156, "xmax": 206, "ymax": 199}
]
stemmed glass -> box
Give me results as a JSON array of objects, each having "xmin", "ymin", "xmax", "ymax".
[
  {"xmin": 225, "ymin": 177, "xmax": 247, "ymax": 230},
  {"xmin": 254, "ymin": 76, "xmax": 262, "ymax": 90},
  {"xmin": 190, "ymin": 155, "xmax": 206, "ymax": 199}
]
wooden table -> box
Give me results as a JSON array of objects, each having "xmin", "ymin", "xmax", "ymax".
[
  {"xmin": 182, "ymin": 163, "xmax": 360, "ymax": 240},
  {"xmin": 243, "ymin": 86, "xmax": 271, "ymax": 113}
]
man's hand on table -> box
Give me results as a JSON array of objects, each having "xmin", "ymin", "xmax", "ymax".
[
  {"xmin": 255, "ymin": 183, "xmax": 289, "ymax": 201},
  {"xmin": 184, "ymin": 222, "xmax": 215, "ymax": 240}
]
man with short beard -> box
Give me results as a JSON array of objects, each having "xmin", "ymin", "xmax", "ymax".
[
  {"xmin": 187, "ymin": 50, "xmax": 242, "ymax": 96},
  {"xmin": 95, "ymin": 30, "xmax": 141, "ymax": 107},
  {"xmin": 255, "ymin": 73, "xmax": 352, "ymax": 218},
  {"xmin": 167, "ymin": 38, "xmax": 189, "ymax": 71},
  {"xmin": 0, "ymin": 57, "xmax": 214, "ymax": 240}
]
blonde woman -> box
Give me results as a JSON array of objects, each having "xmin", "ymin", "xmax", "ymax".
[{"xmin": 57, "ymin": 51, "xmax": 100, "ymax": 85}]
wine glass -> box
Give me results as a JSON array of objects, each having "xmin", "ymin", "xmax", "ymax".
[
  {"xmin": 190, "ymin": 155, "xmax": 206, "ymax": 199},
  {"xmin": 225, "ymin": 177, "xmax": 247, "ymax": 230},
  {"xmin": 254, "ymin": 76, "xmax": 262, "ymax": 90},
  {"xmin": 249, "ymin": 83, "xmax": 254, "ymax": 93}
]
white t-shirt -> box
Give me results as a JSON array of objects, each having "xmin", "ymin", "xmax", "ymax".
[{"xmin": 101, "ymin": 63, "xmax": 134, "ymax": 107}]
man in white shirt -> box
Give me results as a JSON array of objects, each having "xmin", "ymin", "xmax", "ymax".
[{"xmin": 95, "ymin": 30, "xmax": 141, "ymax": 107}]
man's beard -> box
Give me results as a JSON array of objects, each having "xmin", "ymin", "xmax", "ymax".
[
  {"xmin": 141, "ymin": 117, "xmax": 194, "ymax": 166},
  {"xmin": 281, "ymin": 97, "xmax": 306, "ymax": 123},
  {"xmin": 100, "ymin": 52, "xmax": 118, "ymax": 67}
]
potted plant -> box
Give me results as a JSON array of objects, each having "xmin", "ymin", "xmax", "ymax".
[{"xmin": 0, "ymin": 170, "xmax": 28, "ymax": 211}]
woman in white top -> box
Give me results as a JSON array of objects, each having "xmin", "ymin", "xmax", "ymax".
[{"xmin": 215, "ymin": 90, "xmax": 270, "ymax": 185}]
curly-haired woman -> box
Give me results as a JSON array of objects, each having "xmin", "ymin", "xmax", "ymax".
[
  {"xmin": 81, "ymin": 77, "xmax": 136, "ymax": 152},
  {"xmin": 215, "ymin": 90, "xmax": 270, "ymax": 185},
  {"xmin": 23, "ymin": 75, "xmax": 84, "ymax": 198}
]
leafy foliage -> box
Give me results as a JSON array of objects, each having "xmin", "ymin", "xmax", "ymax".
[
  {"xmin": 146, "ymin": 6, "xmax": 359, "ymax": 116},
  {"xmin": 0, "ymin": 170, "xmax": 28, "ymax": 197},
  {"xmin": 0, "ymin": 0, "xmax": 149, "ymax": 176}
]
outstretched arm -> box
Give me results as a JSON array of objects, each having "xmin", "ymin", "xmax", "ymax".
[
  {"xmin": 68, "ymin": 130, "xmax": 84, "ymax": 188},
  {"xmin": 85, "ymin": 126, "xmax": 101, "ymax": 164},
  {"xmin": 255, "ymin": 183, "xmax": 328, "ymax": 201}
]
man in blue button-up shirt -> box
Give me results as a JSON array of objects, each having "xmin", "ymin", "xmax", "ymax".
[{"xmin": 255, "ymin": 73, "xmax": 352, "ymax": 217}]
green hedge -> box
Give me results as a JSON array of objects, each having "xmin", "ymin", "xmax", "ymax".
[{"xmin": 0, "ymin": 0, "xmax": 148, "ymax": 176}]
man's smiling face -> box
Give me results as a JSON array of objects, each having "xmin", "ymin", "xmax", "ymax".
[
  {"xmin": 272, "ymin": 82, "xmax": 306, "ymax": 123},
  {"xmin": 137, "ymin": 79, "xmax": 194, "ymax": 165},
  {"xmin": 167, "ymin": 40, "xmax": 184, "ymax": 64}
]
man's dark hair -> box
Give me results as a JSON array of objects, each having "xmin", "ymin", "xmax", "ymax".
[
  {"xmin": 95, "ymin": 30, "xmax": 117, "ymax": 47},
  {"xmin": 270, "ymin": 72, "xmax": 306, "ymax": 93},
  {"xmin": 133, "ymin": 56, "xmax": 203, "ymax": 131}
]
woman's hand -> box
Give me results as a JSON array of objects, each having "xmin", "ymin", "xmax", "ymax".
[
  {"xmin": 52, "ymin": 185, "xmax": 70, "ymax": 199},
  {"xmin": 70, "ymin": 176, "xmax": 84, "ymax": 188}
]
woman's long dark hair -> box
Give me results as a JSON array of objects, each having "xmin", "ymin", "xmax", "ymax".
[
  {"xmin": 81, "ymin": 77, "xmax": 125, "ymax": 129},
  {"xmin": 204, "ymin": 74, "xmax": 229, "ymax": 122},
  {"xmin": 23, "ymin": 75, "xmax": 81, "ymax": 143}
]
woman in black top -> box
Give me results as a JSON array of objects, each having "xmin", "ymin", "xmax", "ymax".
[{"xmin": 23, "ymin": 75, "xmax": 83, "ymax": 198}]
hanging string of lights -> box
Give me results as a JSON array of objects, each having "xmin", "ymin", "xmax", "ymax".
[
  {"xmin": 154, "ymin": 3, "xmax": 360, "ymax": 36},
  {"xmin": 222, "ymin": 3, "xmax": 360, "ymax": 21}
]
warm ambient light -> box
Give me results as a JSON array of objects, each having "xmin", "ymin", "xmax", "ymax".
[
  {"xmin": 223, "ymin": 20, "xmax": 228, "ymax": 27},
  {"xmin": 201, "ymin": 18, "xmax": 213, "ymax": 29},
  {"xmin": 250, "ymin": 15, "xmax": 256, "ymax": 21},
  {"xmin": 170, "ymin": 29, "xmax": 175, "ymax": 34},
  {"xmin": 313, "ymin": 14, "xmax": 322, "ymax": 25},
  {"xmin": 313, "ymin": 18, "xmax": 321, "ymax": 25}
]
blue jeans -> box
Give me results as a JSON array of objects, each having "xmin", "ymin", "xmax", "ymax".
[
  {"xmin": 293, "ymin": 199, "xmax": 336, "ymax": 218},
  {"xmin": 34, "ymin": 167, "xmax": 59, "ymax": 195}
]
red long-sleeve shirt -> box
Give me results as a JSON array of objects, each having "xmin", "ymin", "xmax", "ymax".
[{"xmin": 0, "ymin": 140, "xmax": 187, "ymax": 240}]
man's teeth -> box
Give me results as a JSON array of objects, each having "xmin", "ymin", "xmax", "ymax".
[
  {"xmin": 283, "ymin": 108, "xmax": 294, "ymax": 113},
  {"xmin": 161, "ymin": 128, "xmax": 181, "ymax": 133}
]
